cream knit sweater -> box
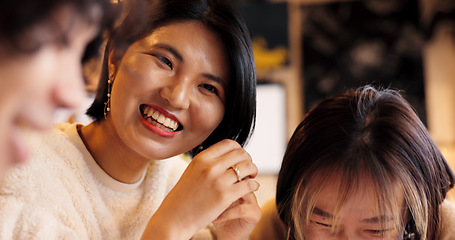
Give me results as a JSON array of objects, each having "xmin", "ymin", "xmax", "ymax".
[{"xmin": 0, "ymin": 123, "xmax": 213, "ymax": 239}]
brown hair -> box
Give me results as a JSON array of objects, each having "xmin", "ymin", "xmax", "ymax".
[{"xmin": 276, "ymin": 85, "xmax": 454, "ymax": 240}]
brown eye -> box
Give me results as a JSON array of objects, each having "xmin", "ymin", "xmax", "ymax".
[
  {"xmin": 151, "ymin": 54, "xmax": 173, "ymax": 70},
  {"xmin": 200, "ymin": 84, "xmax": 219, "ymax": 95}
]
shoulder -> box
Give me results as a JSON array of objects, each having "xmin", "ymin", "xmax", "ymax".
[
  {"xmin": 1, "ymin": 123, "xmax": 90, "ymax": 201},
  {"xmin": 250, "ymin": 198, "xmax": 287, "ymax": 240},
  {"xmin": 1, "ymin": 125, "xmax": 73, "ymax": 195},
  {"xmin": 0, "ymin": 124, "xmax": 94, "ymax": 238},
  {"xmin": 440, "ymin": 199, "xmax": 455, "ymax": 239},
  {"xmin": 24, "ymin": 123, "xmax": 79, "ymax": 159}
]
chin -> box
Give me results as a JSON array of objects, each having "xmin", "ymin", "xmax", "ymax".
[{"xmin": 19, "ymin": 109, "xmax": 55, "ymax": 131}]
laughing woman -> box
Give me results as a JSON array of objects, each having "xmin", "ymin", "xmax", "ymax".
[
  {"xmin": 0, "ymin": 0, "xmax": 260, "ymax": 239},
  {"xmin": 250, "ymin": 86, "xmax": 455, "ymax": 240}
]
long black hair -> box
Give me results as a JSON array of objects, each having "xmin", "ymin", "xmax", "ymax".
[{"xmin": 86, "ymin": 0, "xmax": 257, "ymax": 157}]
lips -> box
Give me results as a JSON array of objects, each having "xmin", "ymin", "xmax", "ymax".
[{"xmin": 140, "ymin": 104, "xmax": 182, "ymax": 132}]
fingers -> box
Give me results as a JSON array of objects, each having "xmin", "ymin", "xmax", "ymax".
[
  {"xmin": 212, "ymin": 193, "xmax": 262, "ymax": 240},
  {"xmin": 230, "ymin": 165, "xmax": 242, "ymax": 182},
  {"xmin": 214, "ymin": 193, "xmax": 261, "ymax": 223},
  {"xmin": 216, "ymin": 177, "xmax": 260, "ymax": 208},
  {"xmin": 182, "ymin": 139, "xmax": 260, "ymax": 222},
  {"xmin": 192, "ymin": 139, "xmax": 258, "ymax": 186},
  {"xmin": 232, "ymin": 178, "xmax": 260, "ymax": 199},
  {"xmin": 227, "ymin": 159, "xmax": 258, "ymax": 184},
  {"xmin": 196, "ymin": 139, "xmax": 241, "ymax": 160},
  {"xmin": 196, "ymin": 139, "xmax": 252, "ymax": 170},
  {"xmin": 149, "ymin": 140, "xmax": 260, "ymax": 238},
  {"xmin": 234, "ymin": 158, "xmax": 258, "ymax": 180}
]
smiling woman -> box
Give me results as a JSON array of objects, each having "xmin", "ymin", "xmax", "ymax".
[
  {"xmin": 251, "ymin": 86, "xmax": 455, "ymax": 240},
  {"xmin": 0, "ymin": 0, "xmax": 259, "ymax": 239},
  {"xmin": 89, "ymin": 20, "xmax": 230, "ymax": 159}
]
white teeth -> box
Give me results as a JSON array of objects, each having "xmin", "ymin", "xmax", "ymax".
[
  {"xmin": 142, "ymin": 105, "xmax": 179, "ymax": 131},
  {"xmin": 157, "ymin": 115, "xmax": 166, "ymax": 124},
  {"xmin": 164, "ymin": 118, "xmax": 171, "ymax": 126},
  {"xmin": 146, "ymin": 108, "xmax": 153, "ymax": 117},
  {"xmin": 152, "ymin": 111, "xmax": 159, "ymax": 120}
]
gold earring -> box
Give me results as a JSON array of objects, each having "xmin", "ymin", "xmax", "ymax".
[{"xmin": 104, "ymin": 78, "xmax": 112, "ymax": 119}]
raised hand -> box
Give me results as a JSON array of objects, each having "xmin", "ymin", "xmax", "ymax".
[
  {"xmin": 212, "ymin": 192, "xmax": 261, "ymax": 240},
  {"xmin": 142, "ymin": 139, "xmax": 260, "ymax": 239}
]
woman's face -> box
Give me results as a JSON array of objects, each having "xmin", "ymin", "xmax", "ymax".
[
  {"xmin": 108, "ymin": 20, "xmax": 229, "ymax": 160},
  {"xmin": 0, "ymin": 5, "xmax": 99, "ymax": 179},
  {"xmin": 303, "ymin": 174, "xmax": 405, "ymax": 240}
]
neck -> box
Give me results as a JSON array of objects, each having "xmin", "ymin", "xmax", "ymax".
[{"xmin": 79, "ymin": 119, "xmax": 150, "ymax": 184}]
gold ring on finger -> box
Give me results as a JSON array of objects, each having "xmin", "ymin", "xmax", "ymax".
[{"xmin": 230, "ymin": 165, "xmax": 241, "ymax": 183}]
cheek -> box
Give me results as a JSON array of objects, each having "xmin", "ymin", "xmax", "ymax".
[
  {"xmin": 15, "ymin": 62, "xmax": 55, "ymax": 116},
  {"xmin": 194, "ymin": 100, "xmax": 224, "ymax": 130},
  {"xmin": 22, "ymin": 49, "xmax": 64, "ymax": 105},
  {"xmin": 303, "ymin": 228, "xmax": 328, "ymax": 240},
  {"xmin": 303, "ymin": 223, "xmax": 337, "ymax": 240},
  {"xmin": 110, "ymin": 85, "xmax": 136, "ymax": 121},
  {"xmin": 385, "ymin": 232, "xmax": 402, "ymax": 240},
  {"xmin": 187, "ymin": 99, "xmax": 225, "ymax": 145}
]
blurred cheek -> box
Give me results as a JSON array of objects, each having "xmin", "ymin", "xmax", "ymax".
[
  {"xmin": 16, "ymin": 46, "xmax": 87, "ymax": 130},
  {"xmin": 13, "ymin": 50, "xmax": 60, "ymax": 129},
  {"xmin": 0, "ymin": 147, "xmax": 12, "ymax": 181},
  {"xmin": 24, "ymin": 50, "xmax": 56, "ymax": 98},
  {"xmin": 0, "ymin": 119, "xmax": 10, "ymax": 172},
  {"xmin": 0, "ymin": 111, "xmax": 29, "ymax": 178}
]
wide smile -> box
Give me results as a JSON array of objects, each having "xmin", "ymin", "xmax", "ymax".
[{"xmin": 140, "ymin": 104, "xmax": 182, "ymax": 132}]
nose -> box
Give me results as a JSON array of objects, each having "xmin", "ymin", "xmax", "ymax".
[
  {"xmin": 335, "ymin": 233, "xmax": 361, "ymax": 240},
  {"xmin": 52, "ymin": 65, "xmax": 86, "ymax": 109},
  {"xmin": 160, "ymin": 78, "xmax": 191, "ymax": 110},
  {"xmin": 332, "ymin": 228, "xmax": 362, "ymax": 240}
]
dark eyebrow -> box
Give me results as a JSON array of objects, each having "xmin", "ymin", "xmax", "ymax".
[
  {"xmin": 152, "ymin": 43, "xmax": 183, "ymax": 62},
  {"xmin": 151, "ymin": 43, "xmax": 227, "ymax": 89},
  {"xmin": 202, "ymin": 73, "xmax": 227, "ymax": 89},
  {"xmin": 361, "ymin": 215, "xmax": 395, "ymax": 224},
  {"xmin": 313, "ymin": 207, "xmax": 334, "ymax": 218}
]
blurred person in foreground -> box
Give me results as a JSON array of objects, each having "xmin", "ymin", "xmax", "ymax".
[{"xmin": 0, "ymin": 0, "xmax": 114, "ymax": 180}]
